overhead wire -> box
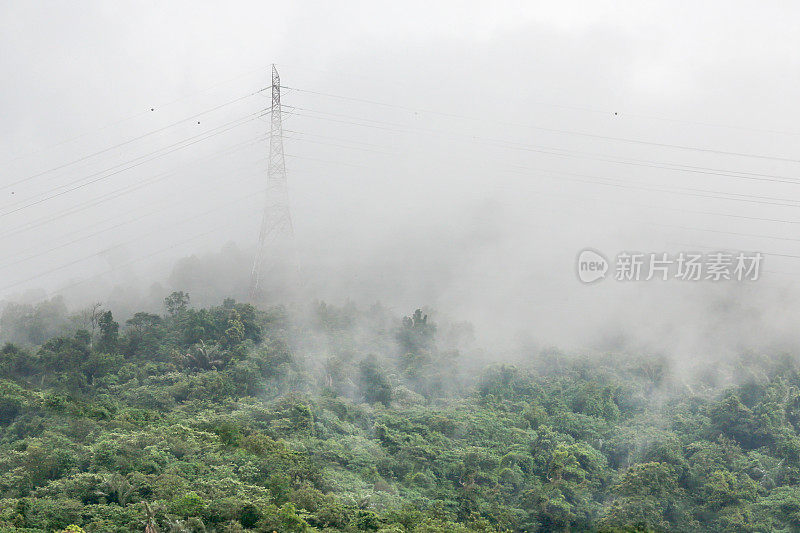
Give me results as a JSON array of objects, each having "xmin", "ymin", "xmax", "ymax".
[
  {"xmin": 0, "ymin": 109, "xmax": 268, "ymax": 218},
  {"xmin": 281, "ymin": 132, "xmax": 800, "ymax": 209},
  {"xmin": 282, "ymin": 65, "xmax": 800, "ymax": 138},
  {"xmin": 287, "ymin": 152, "xmax": 800, "ymax": 245},
  {"xmin": 0, "ymin": 164, "xmax": 266, "ymax": 272},
  {"xmin": 0, "ymin": 135, "xmax": 264, "ymax": 241},
  {"xmin": 0, "ymin": 64, "xmax": 271, "ymax": 167},
  {"xmin": 283, "ymin": 106, "xmax": 800, "ymax": 186},
  {"xmin": 282, "ymin": 85, "xmax": 800, "ymax": 163},
  {"xmin": 0, "ymin": 185, "xmax": 266, "ymax": 293},
  {"xmin": 1, "ymin": 87, "xmax": 267, "ymax": 192},
  {"xmin": 49, "ymin": 209, "xmax": 262, "ymax": 297}
]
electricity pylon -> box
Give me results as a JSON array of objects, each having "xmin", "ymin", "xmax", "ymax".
[{"xmin": 250, "ymin": 64, "xmax": 294, "ymax": 300}]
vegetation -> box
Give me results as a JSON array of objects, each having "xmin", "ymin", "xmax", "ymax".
[{"xmin": 1, "ymin": 293, "xmax": 799, "ymax": 531}]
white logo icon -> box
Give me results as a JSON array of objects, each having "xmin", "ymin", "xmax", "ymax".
[{"xmin": 577, "ymin": 249, "xmax": 608, "ymax": 283}]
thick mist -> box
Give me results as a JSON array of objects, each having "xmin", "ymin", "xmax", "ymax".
[{"xmin": 3, "ymin": 1, "xmax": 800, "ymax": 365}]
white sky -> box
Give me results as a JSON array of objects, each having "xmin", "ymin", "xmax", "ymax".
[{"xmin": 2, "ymin": 1, "xmax": 800, "ymax": 355}]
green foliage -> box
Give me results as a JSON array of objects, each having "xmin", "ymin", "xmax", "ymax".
[
  {"xmin": 170, "ymin": 491, "xmax": 206, "ymax": 518},
  {"xmin": 0, "ymin": 297, "xmax": 70, "ymax": 346},
  {"xmin": 358, "ymin": 357, "xmax": 392, "ymax": 406},
  {"xmin": 96, "ymin": 311, "xmax": 119, "ymax": 354},
  {"xmin": 1, "ymin": 296, "xmax": 800, "ymax": 531},
  {"xmin": 397, "ymin": 308, "xmax": 436, "ymax": 354},
  {"xmin": 165, "ymin": 291, "xmax": 190, "ymax": 317}
]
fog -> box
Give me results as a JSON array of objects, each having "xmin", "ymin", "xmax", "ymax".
[{"xmin": 3, "ymin": 1, "xmax": 800, "ymax": 361}]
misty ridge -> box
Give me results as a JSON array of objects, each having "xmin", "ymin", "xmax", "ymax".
[
  {"xmin": 2, "ymin": 237, "xmax": 797, "ymax": 406},
  {"xmin": 3, "ymin": 233, "xmax": 798, "ymax": 371}
]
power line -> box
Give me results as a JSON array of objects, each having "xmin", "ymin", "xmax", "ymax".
[
  {"xmin": 501, "ymin": 166, "xmax": 800, "ymax": 208},
  {"xmin": 284, "ymin": 107, "xmax": 800, "ymax": 187},
  {"xmin": 282, "ymin": 65, "xmax": 800, "ymax": 138},
  {"xmin": 0, "ymin": 186, "xmax": 266, "ymax": 293},
  {"xmin": 285, "ymin": 153, "xmax": 369, "ymax": 168},
  {"xmin": 50, "ymin": 209, "xmax": 263, "ymax": 298},
  {"xmin": 0, "ymin": 135, "xmax": 264, "ymax": 241},
  {"xmin": 0, "ymin": 166, "xmax": 265, "ymax": 271},
  {"xmin": 282, "ymin": 131, "xmax": 800, "ymax": 209},
  {"xmin": 656, "ymin": 224, "xmax": 800, "ymax": 244},
  {"xmin": 284, "ymin": 129, "xmax": 394, "ymax": 150},
  {"xmin": 1, "ymin": 88, "xmax": 267, "ymax": 192},
  {"xmin": 0, "ymin": 65, "xmax": 272, "ymax": 167},
  {"xmin": 282, "ymin": 85, "xmax": 800, "ymax": 164},
  {"xmin": 287, "ymin": 151, "xmax": 800, "ymax": 231},
  {"xmin": 285, "ymin": 133, "xmax": 396, "ymax": 155},
  {"xmin": 666, "ymin": 241, "xmax": 800, "ymax": 261},
  {"xmin": 0, "ymin": 110, "xmax": 267, "ymax": 218}
]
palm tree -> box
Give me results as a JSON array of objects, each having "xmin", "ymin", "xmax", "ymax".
[
  {"xmin": 103, "ymin": 473, "xmax": 134, "ymax": 506},
  {"xmin": 143, "ymin": 502, "xmax": 158, "ymax": 533},
  {"xmin": 183, "ymin": 341, "xmax": 228, "ymax": 371}
]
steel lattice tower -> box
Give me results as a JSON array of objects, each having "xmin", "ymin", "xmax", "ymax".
[{"xmin": 250, "ymin": 64, "xmax": 294, "ymax": 299}]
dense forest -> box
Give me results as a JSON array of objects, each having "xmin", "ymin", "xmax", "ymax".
[{"xmin": 1, "ymin": 293, "xmax": 800, "ymax": 532}]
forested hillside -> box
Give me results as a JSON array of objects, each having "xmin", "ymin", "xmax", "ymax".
[{"xmin": 1, "ymin": 294, "xmax": 800, "ymax": 532}]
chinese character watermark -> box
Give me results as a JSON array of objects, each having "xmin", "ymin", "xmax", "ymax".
[{"xmin": 576, "ymin": 249, "xmax": 762, "ymax": 283}]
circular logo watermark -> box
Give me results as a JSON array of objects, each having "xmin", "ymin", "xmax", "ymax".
[{"xmin": 576, "ymin": 248, "xmax": 609, "ymax": 283}]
